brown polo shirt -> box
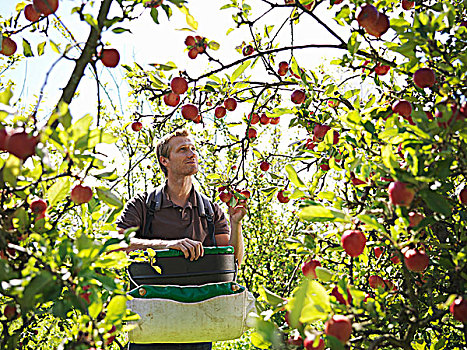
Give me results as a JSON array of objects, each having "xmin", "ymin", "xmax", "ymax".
[{"xmin": 116, "ymin": 186, "xmax": 230, "ymax": 246}]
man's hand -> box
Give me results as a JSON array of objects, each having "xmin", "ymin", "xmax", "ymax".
[
  {"xmin": 228, "ymin": 200, "xmax": 247, "ymax": 225},
  {"xmin": 165, "ymin": 238, "xmax": 204, "ymax": 261}
]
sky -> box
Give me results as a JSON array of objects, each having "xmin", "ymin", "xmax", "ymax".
[{"xmin": 0, "ymin": 0, "xmax": 345, "ymax": 121}]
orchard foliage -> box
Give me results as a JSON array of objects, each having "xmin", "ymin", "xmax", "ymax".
[{"xmin": 1, "ymin": 0, "xmax": 466, "ymax": 349}]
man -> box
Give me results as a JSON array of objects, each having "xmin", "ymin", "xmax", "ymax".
[{"xmin": 116, "ymin": 129, "xmax": 246, "ymax": 350}]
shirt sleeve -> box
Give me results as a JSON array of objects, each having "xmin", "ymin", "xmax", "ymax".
[
  {"xmin": 115, "ymin": 193, "xmax": 147, "ymax": 235},
  {"xmin": 212, "ymin": 202, "xmax": 230, "ymax": 236}
]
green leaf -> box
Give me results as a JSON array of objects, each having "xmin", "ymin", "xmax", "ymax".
[
  {"xmin": 0, "ymin": 85, "xmax": 14, "ymax": 105},
  {"xmin": 112, "ymin": 27, "xmax": 131, "ymax": 34},
  {"xmin": 96, "ymin": 187, "xmax": 123, "ymax": 208},
  {"xmin": 231, "ymin": 60, "xmax": 251, "ymax": 82},
  {"xmin": 299, "ymin": 205, "xmax": 349, "ymax": 222},
  {"xmin": 347, "ymin": 32, "xmax": 360, "ymax": 55},
  {"xmin": 12, "ymin": 208, "xmax": 29, "ymax": 234},
  {"xmin": 285, "ymin": 164, "xmax": 305, "ymax": 188},
  {"xmin": 3, "ymin": 155, "xmax": 21, "ymax": 187},
  {"xmin": 105, "ymin": 295, "xmax": 129, "ymax": 324},
  {"xmin": 150, "ymin": 7, "xmax": 159, "ymax": 24},
  {"xmin": 315, "ymin": 267, "xmax": 333, "ymax": 282},
  {"xmin": 83, "ymin": 14, "xmax": 99, "ymax": 30},
  {"xmin": 419, "ymin": 189, "xmax": 452, "ymax": 216},
  {"xmin": 208, "ymin": 41, "xmax": 220, "ymax": 50},
  {"xmin": 47, "ymin": 177, "xmax": 71, "ymax": 208},
  {"xmin": 22, "ymin": 38, "xmax": 33, "ymax": 57},
  {"xmin": 357, "ymin": 214, "xmax": 388, "ymax": 234},
  {"xmin": 287, "ymin": 279, "xmax": 331, "ymax": 326},
  {"xmin": 258, "ymin": 285, "xmax": 285, "ymax": 306},
  {"xmin": 37, "ymin": 41, "xmax": 46, "ymax": 56}
]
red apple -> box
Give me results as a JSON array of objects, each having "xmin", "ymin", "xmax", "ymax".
[
  {"xmin": 304, "ymin": 337, "xmax": 325, "ymax": 350},
  {"xmin": 71, "ymin": 185, "xmax": 93, "ymax": 204},
  {"xmin": 270, "ymin": 117, "xmax": 280, "ymax": 125},
  {"xmin": 369, "ymin": 275, "xmax": 385, "ymax": 289},
  {"xmin": 319, "ymin": 163, "xmax": 330, "ymax": 171},
  {"xmin": 388, "ymin": 181, "xmax": 415, "ymax": 207},
  {"xmin": 341, "ymin": 230, "xmax": 366, "ymax": 257},
  {"xmin": 33, "ymin": 0, "xmax": 59, "ymax": 16},
  {"xmin": 131, "ymin": 121, "xmax": 143, "ymax": 132},
  {"xmin": 351, "ymin": 177, "xmax": 366, "ymax": 186},
  {"xmin": 413, "ymin": 68, "xmax": 436, "ymax": 88},
  {"xmin": 301, "ymin": 259, "xmax": 321, "ymax": 278},
  {"xmin": 170, "ymin": 77, "xmax": 188, "ymax": 95},
  {"xmin": 260, "ymin": 113, "xmax": 270, "ymax": 125},
  {"xmin": 374, "ymin": 246, "xmax": 384, "ymax": 258},
  {"xmin": 291, "ymin": 90, "xmax": 306, "ymax": 104},
  {"xmin": 5, "ymin": 130, "xmax": 39, "ymax": 160},
  {"xmin": 392, "ymin": 100, "xmax": 412, "ymax": 118},
  {"xmin": 287, "ymin": 334, "xmax": 303, "ymax": 346},
  {"xmin": 375, "ymin": 65, "xmax": 390, "ymax": 75},
  {"xmin": 219, "ymin": 191, "xmax": 233, "ymax": 203},
  {"xmin": 450, "ymin": 297, "xmax": 467, "ymax": 323},
  {"xmin": 145, "ymin": 0, "xmax": 163, "ymax": 8},
  {"xmin": 325, "ymin": 315, "xmax": 352, "ymax": 343},
  {"xmin": 106, "ymin": 325, "xmax": 117, "ymax": 345},
  {"xmin": 357, "ymin": 4, "xmax": 379, "ymax": 28},
  {"xmin": 278, "ymin": 61, "xmax": 289, "ymax": 76},
  {"xmin": 185, "ymin": 35, "xmax": 196, "ymax": 47},
  {"xmin": 332, "ymin": 0, "xmax": 343, "ymax": 4},
  {"xmin": 242, "ymin": 45, "xmax": 254, "ymax": 56},
  {"xmin": 240, "ymin": 190, "xmax": 251, "ymax": 199},
  {"xmin": 188, "ymin": 47, "xmax": 198, "ymax": 59},
  {"xmin": 402, "ymin": 0, "xmax": 415, "ymax": 10},
  {"xmin": 404, "ymin": 248, "xmax": 429, "ymax": 272},
  {"xmin": 331, "ymin": 286, "xmax": 353, "ymax": 305},
  {"xmin": 333, "ymin": 130, "xmax": 339, "ymax": 144},
  {"xmin": 247, "ymin": 128, "xmax": 257, "ymax": 139},
  {"xmin": 277, "ymin": 190, "xmax": 290, "ymax": 203},
  {"xmin": 30, "ymin": 198, "xmax": 47, "ymax": 214},
  {"xmin": 0, "ymin": 128, "xmax": 10, "ymax": 150},
  {"xmin": 192, "ymin": 114, "xmax": 202, "ymax": 124},
  {"xmin": 163, "ymin": 92, "xmax": 180, "ymax": 107},
  {"xmin": 408, "ymin": 212, "xmax": 424, "ymax": 227},
  {"xmin": 260, "ymin": 161, "xmax": 270, "ymax": 171},
  {"xmin": 313, "ymin": 124, "xmax": 331, "ymax": 139},
  {"xmin": 181, "ymin": 104, "xmax": 198, "ymax": 120},
  {"xmin": 460, "ymin": 188, "xmax": 467, "ymax": 205},
  {"xmin": 100, "ymin": 48, "xmax": 120, "ymax": 68},
  {"xmin": 391, "ymin": 253, "xmax": 401, "ymax": 264},
  {"xmin": 249, "ymin": 113, "xmax": 260, "ymax": 124},
  {"xmin": 0, "ymin": 37, "xmax": 17, "ymax": 56},
  {"xmin": 3, "ymin": 304, "xmax": 17, "ymax": 320},
  {"xmin": 24, "ymin": 4, "xmax": 41, "ymax": 22},
  {"xmin": 365, "ymin": 12, "xmax": 390, "ymax": 38},
  {"xmin": 215, "ymin": 106, "xmax": 226, "ymax": 118},
  {"xmin": 224, "ymin": 98, "xmax": 237, "ymax": 111}
]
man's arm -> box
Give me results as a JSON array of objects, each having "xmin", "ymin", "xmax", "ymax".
[
  {"xmin": 216, "ymin": 203, "xmax": 247, "ymax": 265},
  {"xmin": 118, "ymin": 228, "xmax": 204, "ymax": 261}
]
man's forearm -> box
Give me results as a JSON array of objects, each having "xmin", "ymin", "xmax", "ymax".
[{"xmin": 230, "ymin": 222, "xmax": 244, "ymax": 265}]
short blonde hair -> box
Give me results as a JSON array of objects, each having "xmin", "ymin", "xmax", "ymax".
[{"xmin": 156, "ymin": 129, "xmax": 191, "ymax": 176}]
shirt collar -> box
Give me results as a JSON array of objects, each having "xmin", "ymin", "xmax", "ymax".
[{"xmin": 161, "ymin": 183, "xmax": 197, "ymax": 209}]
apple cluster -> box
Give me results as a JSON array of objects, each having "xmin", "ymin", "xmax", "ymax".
[
  {"xmin": 218, "ymin": 186, "xmax": 250, "ymax": 207},
  {"xmin": 184, "ymin": 35, "xmax": 208, "ymax": 60}
]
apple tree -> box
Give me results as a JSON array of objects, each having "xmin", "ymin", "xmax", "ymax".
[{"xmin": 120, "ymin": 0, "xmax": 467, "ymax": 349}]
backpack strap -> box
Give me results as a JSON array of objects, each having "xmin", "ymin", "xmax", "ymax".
[
  {"xmin": 196, "ymin": 191, "xmax": 216, "ymax": 247},
  {"xmin": 143, "ymin": 185, "xmax": 163, "ymax": 237}
]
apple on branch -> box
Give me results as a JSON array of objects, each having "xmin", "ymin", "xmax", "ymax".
[
  {"xmin": 71, "ymin": 185, "xmax": 93, "ymax": 204},
  {"xmin": 325, "ymin": 315, "xmax": 352, "ymax": 344}
]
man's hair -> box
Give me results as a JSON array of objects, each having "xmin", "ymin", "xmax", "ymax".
[{"xmin": 156, "ymin": 128, "xmax": 191, "ymax": 176}]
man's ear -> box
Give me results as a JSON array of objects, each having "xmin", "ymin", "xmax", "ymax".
[{"xmin": 160, "ymin": 156, "xmax": 168, "ymax": 166}]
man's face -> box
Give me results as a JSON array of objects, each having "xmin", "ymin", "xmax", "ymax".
[{"xmin": 162, "ymin": 136, "xmax": 199, "ymax": 177}]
